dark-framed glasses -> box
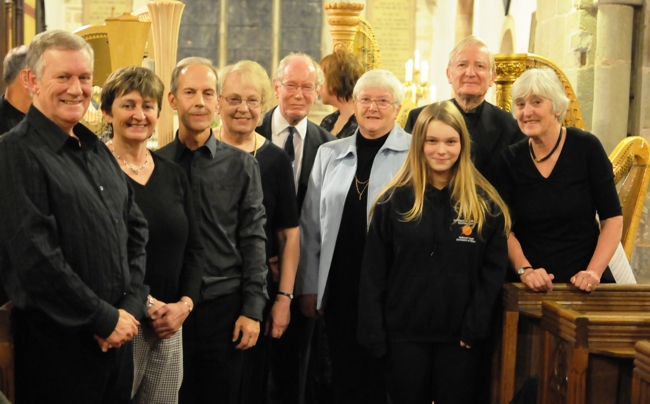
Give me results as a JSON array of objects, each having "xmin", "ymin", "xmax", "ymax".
[
  {"xmin": 356, "ymin": 97, "xmax": 396, "ymax": 109},
  {"xmin": 222, "ymin": 95, "xmax": 261, "ymax": 108},
  {"xmin": 280, "ymin": 81, "xmax": 316, "ymax": 95}
]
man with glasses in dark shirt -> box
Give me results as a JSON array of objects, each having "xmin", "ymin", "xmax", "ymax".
[
  {"xmin": 0, "ymin": 45, "xmax": 31, "ymax": 135},
  {"xmin": 0, "ymin": 30, "xmax": 149, "ymax": 403},
  {"xmin": 157, "ymin": 57, "xmax": 267, "ymax": 404}
]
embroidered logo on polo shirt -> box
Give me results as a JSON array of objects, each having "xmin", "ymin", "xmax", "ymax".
[{"xmin": 456, "ymin": 220, "xmax": 476, "ymax": 243}]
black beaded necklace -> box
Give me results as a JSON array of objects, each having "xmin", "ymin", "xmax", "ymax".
[{"xmin": 530, "ymin": 126, "xmax": 563, "ymax": 163}]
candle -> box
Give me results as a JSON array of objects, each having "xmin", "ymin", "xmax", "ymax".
[
  {"xmin": 414, "ymin": 49, "xmax": 420, "ymax": 72},
  {"xmin": 420, "ymin": 61, "xmax": 429, "ymax": 84},
  {"xmin": 405, "ymin": 59, "xmax": 413, "ymax": 82}
]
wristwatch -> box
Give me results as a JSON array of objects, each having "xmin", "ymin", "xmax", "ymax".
[{"xmin": 517, "ymin": 266, "xmax": 533, "ymax": 276}]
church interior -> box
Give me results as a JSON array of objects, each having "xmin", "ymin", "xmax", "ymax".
[{"xmin": 3, "ymin": 0, "xmax": 650, "ymax": 403}]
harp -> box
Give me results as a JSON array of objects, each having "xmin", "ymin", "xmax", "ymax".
[
  {"xmin": 494, "ymin": 53, "xmax": 584, "ymax": 129},
  {"xmin": 72, "ymin": 1, "xmax": 185, "ymax": 147},
  {"xmin": 323, "ymin": 2, "xmax": 416, "ymax": 127}
]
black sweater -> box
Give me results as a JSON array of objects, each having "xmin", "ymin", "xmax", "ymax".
[
  {"xmin": 358, "ymin": 185, "xmax": 508, "ymax": 356},
  {"xmin": 128, "ymin": 153, "xmax": 204, "ymax": 304}
]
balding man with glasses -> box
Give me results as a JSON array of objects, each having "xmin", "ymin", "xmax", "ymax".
[{"xmin": 259, "ymin": 53, "xmax": 335, "ymax": 211}]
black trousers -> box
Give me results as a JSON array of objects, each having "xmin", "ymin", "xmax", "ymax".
[
  {"xmin": 384, "ymin": 340, "xmax": 483, "ymax": 404},
  {"xmin": 267, "ymin": 301, "xmax": 315, "ymax": 404},
  {"xmin": 180, "ymin": 293, "xmax": 244, "ymax": 404},
  {"xmin": 13, "ymin": 308, "xmax": 133, "ymax": 404},
  {"xmin": 324, "ymin": 312, "xmax": 387, "ymax": 404}
]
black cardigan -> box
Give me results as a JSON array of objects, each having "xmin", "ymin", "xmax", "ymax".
[{"xmin": 358, "ymin": 185, "xmax": 508, "ymax": 356}]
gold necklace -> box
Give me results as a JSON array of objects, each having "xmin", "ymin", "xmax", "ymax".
[
  {"xmin": 108, "ymin": 140, "xmax": 149, "ymax": 175},
  {"xmin": 218, "ymin": 126, "xmax": 258, "ymax": 158},
  {"xmin": 355, "ymin": 175, "xmax": 370, "ymax": 200}
]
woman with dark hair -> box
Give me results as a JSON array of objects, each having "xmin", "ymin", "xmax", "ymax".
[
  {"xmin": 100, "ymin": 66, "xmax": 203, "ymax": 404},
  {"xmin": 358, "ymin": 100, "xmax": 511, "ymax": 404},
  {"xmin": 319, "ymin": 49, "xmax": 365, "ymax": 139}
]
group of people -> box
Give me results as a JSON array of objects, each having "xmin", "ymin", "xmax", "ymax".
[{"xmin": 0, "ymin": 28, "xmax": 622, "ymax": 404}]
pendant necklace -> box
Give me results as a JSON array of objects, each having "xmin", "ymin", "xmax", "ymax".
[
  {"xmin": 530, "ymin": 126, "xmax": 563, "ymax": 163},
  {"xmin": 355, "ymin": 176, "xmax": 370, "ymax": 200},
  {"xmin": 108, "ymin": 140, "xmax": 149, "ymax": 175}
]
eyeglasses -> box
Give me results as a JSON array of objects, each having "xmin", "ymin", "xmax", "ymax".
[
  {"xmin": 222, "ymin": 95, "xmax": 261, "ymax": 108},
  {"xmin": 356, "ymin": 97, "xmax": 396, "ymax": 109},
  {"xmin": 280, "ymin": 81, "xmax": 316, "ymax": 95}
]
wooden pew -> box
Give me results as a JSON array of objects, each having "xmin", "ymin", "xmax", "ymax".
[
  {"xmin": 494, "ymin": 283, "xmax": 650, "ymax": 404},
  {"xmin": 537, "ymin": 300, "xmax": 650, "ymax": 404},
  {"xmin": 632, "ymin": 340, "xmax": 650, "ymax": 404}
]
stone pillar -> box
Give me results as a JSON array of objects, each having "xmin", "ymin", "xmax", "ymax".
[
  {"xmin": 147, "ymin": 0, "xmax": 185, "ymax": 148},
  {"xmin": 591, "ymin": 0, "xmax": 640, "ymax": 153}
]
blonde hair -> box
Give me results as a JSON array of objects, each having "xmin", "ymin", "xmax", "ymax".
[
  {"xmin": 219, "ymin": 60, "xmax": 275, "ymax": 120},
  {"xmin": 374, "ymin": 101, "xmax": 511, "ymax": 235}
]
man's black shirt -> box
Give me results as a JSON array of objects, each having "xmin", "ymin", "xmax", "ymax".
[
  {"xmin": 157, "ymin": 132, "xmax": 268, "ymax": 321},
  {"xmin": 0, "ymin": 106, "xmax": 149, "ymax": 338},
  {"xmin": 0, "ymin": 94, "xmax": 26, "ymax": 135}
]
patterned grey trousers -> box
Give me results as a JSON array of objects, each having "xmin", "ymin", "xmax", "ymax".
[{"xmin": 132, "ymin": 324, "xmax": 183, "ymax": 404}]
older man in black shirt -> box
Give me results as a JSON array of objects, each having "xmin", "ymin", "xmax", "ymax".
[
  {"xmin": 0, "ymin": 31, "xmax": 148, "ymax": 403},
  {"xmin": 157, "ymin": 57, "xmax": 267, "ymax": 404},
  {"xmin": 404, "ymin": 36, "xmax": 524, "ymax": 180},
  {"xmin": 0, "ymin": 45, "xmax": 31, "ymax": 135}
]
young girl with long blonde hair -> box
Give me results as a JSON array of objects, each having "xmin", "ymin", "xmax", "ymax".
[{"xmin": 358, "ymin": 100, "xmax": 511, "ymax": 404}]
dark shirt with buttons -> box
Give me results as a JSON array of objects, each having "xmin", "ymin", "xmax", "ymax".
[
  {"xmin": 156, "ymin": 132, "xmax": 268, "ymax": 321},
  {"xmin": 0, "ymin": 94, "xmax": 26, "ymax": 135},
  {"xmin": 0, "ymin": 105, "xmax": 149, "ymax": 338}
]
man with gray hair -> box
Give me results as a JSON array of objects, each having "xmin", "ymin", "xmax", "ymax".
[
  {"xmin": 0, "ymin": 45, "xmax": 31, "ymax": 134},
  {"xmin": 404, "ymin": 35, "xmax": 524, "ymax": 179},
  {"xmin": 0, "ymin": 30, "xmax": 148, "ymax": 403},
  {"xmin": 157, "ymin": 56, "xmax": 267, "ymax": 404},
  {"xmin": 258, "ymin": 52, "xmax": 335, "ymax": 210},
  {"xmin": 257, "ymin": 52, "xmax": 334, "ymax": 404}
]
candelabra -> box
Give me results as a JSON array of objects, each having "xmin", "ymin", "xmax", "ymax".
[{"xmin": 403, "ymin": 49, "xmax": 430, "ymax": 105}]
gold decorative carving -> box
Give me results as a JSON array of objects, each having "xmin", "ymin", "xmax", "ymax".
[
  {"xmin": 323, "ymin": 3, "xmax": 364, "ymax": 54},
  {"xmin": 494, "ymin": 53, "xmax": 584, "ymax": 129},
  {"xmin": 324, "ymin": 2, "xmax": 364, "ymax": 11}
]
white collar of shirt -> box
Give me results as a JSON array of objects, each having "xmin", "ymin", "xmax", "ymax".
[{"xmin": 271, "ymin": 107, "xmax": 308, "ymax": 191}]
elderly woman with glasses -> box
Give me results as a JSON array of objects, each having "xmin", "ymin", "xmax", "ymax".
[
  {"xmin": 215, "ymin": 60, "xmax": 300, "ymax": 404},
  {"xmin": 296, "ymin": 69, "xmax": 411, "ymax": 403},
  {"xmin": 495, "ymin": 68, "xmax": 623, "ymax": 293},
  {"xmin": 100, "ymin": 66, "xmax": 204, "ymax": 404}
]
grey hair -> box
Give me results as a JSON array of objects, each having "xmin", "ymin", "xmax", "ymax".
[
  {"xmin": 273, "ymin": 53, "xmax": 324, "ymax": 88},
  {"xmin": 511, "ymin": 68, "xmax": 570, "ymax": 123},
  {"xmin": 170, "ymin": 57, "xmax": 219, "ymax": 96},
  {"xmin": 352, "ymin": 69, "xmax": 404, "ymax": 105},
  {"xmin": 3, "ymin": 45, "xmax": 28, "ymax": 85},
  {"xmin": 448, "ymin": 35, "xmax": 495, "ymax": 74},
  {"xmin": 219, "ymin": 60, "xmax": 274, "ymax": 124},
  {"xmin": 26, "ymin": 30, "xmax": 94, "ymax": 79}
]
